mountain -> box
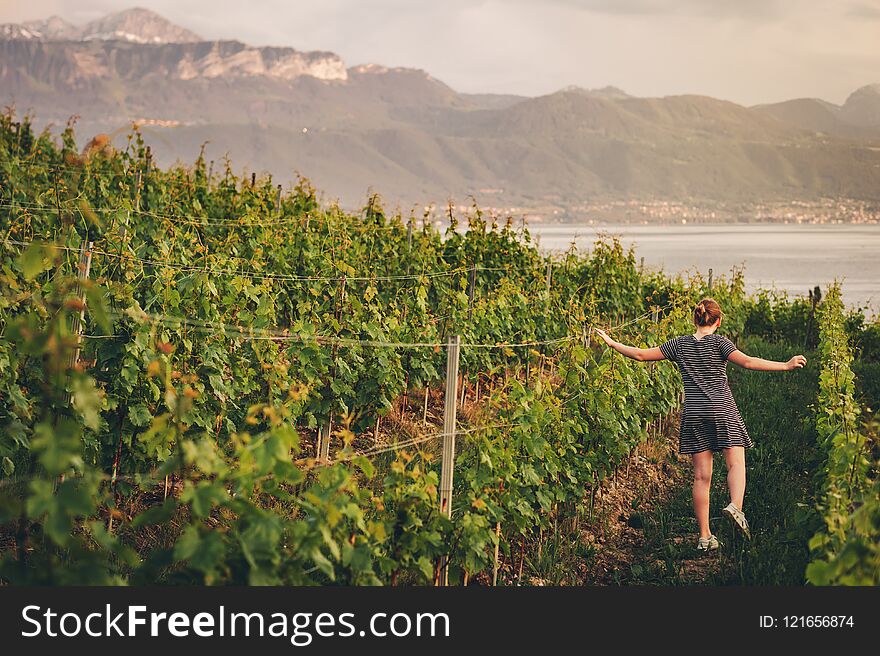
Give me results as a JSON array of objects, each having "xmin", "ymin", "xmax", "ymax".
[
  {"xmin": 1, "ymin": 7, "xmax": 201, "ymax": 44},
  {"xmin": 841, "ymin": 83, "xmax": 880, "ymax": 128},
  {"xmin": 2, "ymin": 8, "xmax": 880, "ymax": 210},
  {"xmin": 561, "ymin": 85, "xmax": 632, "ymax": 100},
  {"xmin": 752, "ymin": 85, "xmax": 880, "ymax": 139},
  {"xmin": 77, "ymin": 7, "xmax": 202, "ymax": 43},
  {"xmin": 15, "ymin": 15, "xmax": 79, "ymax": 39}
]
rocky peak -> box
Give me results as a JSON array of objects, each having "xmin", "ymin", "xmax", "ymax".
[
  {"xmin": 1, "ymin": 7, "xmax": 202, "ymax": 44},
  {"xmin": 21, "ymin": 15, "xmax": 79, "ymax": 39},
  {"xmin": 79, "ymin": 7, "xmax": 202, "ymax": 43},
  {"xmin": 174, "ymin": 41, "xmax": 348, "ymax": 81},
  {"xmin": 0, "ymin": 8, "xmax": 346, "ymax": 82}
]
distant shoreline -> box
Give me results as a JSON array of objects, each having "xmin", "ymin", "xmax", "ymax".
[{"xmin": 526, "ymin": 222, "xmax": 880, "ymax": 312}]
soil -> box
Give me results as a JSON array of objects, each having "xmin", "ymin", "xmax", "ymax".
[{"xmin": 576, "ymin": 413, "xmax": 723, "ymax": 585}]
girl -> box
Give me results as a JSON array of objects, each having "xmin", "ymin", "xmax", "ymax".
[{"xmin": 593, "ymin": 298, "xmax": 806, "ymax": 551}]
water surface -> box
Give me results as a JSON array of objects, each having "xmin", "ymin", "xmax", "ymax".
[{"xmin": 530, "ymin": 224, "xmax": 879, "ymax": 309}]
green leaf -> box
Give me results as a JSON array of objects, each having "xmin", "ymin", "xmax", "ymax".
[
  {"xmin": 187, "ymin": 531, "xmax": 226, "ymax": 576},
  {"xmin": 132, "ymin": 498, "xmax": 179, "ymax": 527},
  {"xmin": 31, "ymin": 419, "xmax": 82, "ymax": 475},
  {"xmin": 238, "ymin": 512, "xmax": 283, "ymax": 581},
  {"xmin": 181, "ymin": 439, "xmax": 227, "ymax": 475},
  {"xmin": 173, "ymin": 525, "xmax": 201, "ymax": 561},
  {"xmin": 56, "ymin": 479, "xmax": 97, "ymax": 517},
  {"xmin": 128, "ymin": 403, "xmax": 152, "ymax": 427},
  {"xmin": 417, "ymin": 556, "xmax": 434, "ymax": 581},
  {"xmin": 44, "ymin": 503, "xmax": 73, "ymax": 546},
  {"xmin": 16, "ymin": 243, "xmax": 51, "ymax": 280},
  {"xmin": 311, "ymin": 549, "xmax": 335, "ymax": 580},
  {"xmin": 85, "ymin": 285, "xmax": 111, "ymax": 334},
  {"xmin": 181, "ymin": 480, "xmax": 228, "ymax": 518},
  {"xmin": 25, "ymin": 479, "xmax": 57, "ymax": 520},
  {"xmin": 71, "ymin": 376, "xmax": 103, "ymax": 431}
]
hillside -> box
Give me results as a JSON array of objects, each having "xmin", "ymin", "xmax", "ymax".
[{"xmin": 754, "ymin": 87, "xmax": 880, "ymax": 140}]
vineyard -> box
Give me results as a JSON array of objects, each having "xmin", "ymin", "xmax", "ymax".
[
  {"xmin": 806, "ymin": 286, "xmax": 879, "ymax": 584},
  {"xmin": 0, "ymin": 113, "xmax": 877, "ymax": 586}
]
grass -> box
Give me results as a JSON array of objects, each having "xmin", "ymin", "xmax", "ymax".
[{"xmin": 717, "ymin": 338, "xmax": 821, "ymax": 584}]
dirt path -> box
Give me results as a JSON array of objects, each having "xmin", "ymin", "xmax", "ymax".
[{"xmin": 577, "ymin": 414, "xmax": 724, "ymax": 585}]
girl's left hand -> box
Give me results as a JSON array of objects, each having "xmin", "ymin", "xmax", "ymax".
[{"xmin": 593, "ymin": 328, "xmax": 615, "ymax": 346}]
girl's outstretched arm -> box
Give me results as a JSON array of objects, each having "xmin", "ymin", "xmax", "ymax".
[
  {"xmin": 728, "ymin": 350, "xmax": 806, "ymax": 371},
  {"xmin": 593, "ymin": 328, "xmax": 665, "ymax": 362}
]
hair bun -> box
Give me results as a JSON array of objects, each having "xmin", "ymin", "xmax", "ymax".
[{"xmin": 693, "ymin": 298, "xmax": 722, "ymax": 327}]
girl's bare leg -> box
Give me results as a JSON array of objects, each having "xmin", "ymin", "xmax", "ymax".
[
  {"xmin": 723, "ymin": 446, "xmax": 746, "ymax": 510},
  {"xmin": 691, "ymin": 451, "xmax": 713, "ymax": 539}
]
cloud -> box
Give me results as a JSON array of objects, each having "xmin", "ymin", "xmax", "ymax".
[
  {"xmin": 510, "ymin": 0, "xmax": 785, "ymax": 19},
  {"xmin": 848, "ymin": 1, "xmax": 880, "ymax": 20}
]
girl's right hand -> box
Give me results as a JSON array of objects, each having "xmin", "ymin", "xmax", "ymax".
[{"xmin": 786, "ymin": 355, "xmax": 807, "ymax": 370}]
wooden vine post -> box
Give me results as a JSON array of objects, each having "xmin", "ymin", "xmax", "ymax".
[
  {"xmin": 805, "ymin": 286, "xmax": 820, "ymax": 349},
  {"xmin": 53, "ymin": 169, "xmax": 61, "ymax": 223},
  {"xmin": 492, "ymin": 479, "xmax": 504, "ymax": 586},
  {"xmin": 460, "ymin": 265, "xmax": 476, "ymax": 406},
  {"xmin": 437, "ymin": 333, "xmax": 461, "ymax": 586},
  {"xmin": 423, "ymin": 386, "xmax": 429, "ymax": 424},
  {"xmin": 467, "ymin": 264, "xmax": 477, "ymax": 321},
  {"xmin": 134, "ymin": 169, "xmax": 142, "ymax": 212},
  {"xmin": 708, "ymin": 267, "xmax": 713, "ymax": 292},
  {"xmin": 492, "ymin": 519, "xmax": 502, "ymax": 586},
  {"xmin": 317, "ymin": 274, "xmax": 347, "ymax": 461},
  {"xmin": 68, "ymin": 241, "xmax": 94, "ymax": 374},
  {"xmin": 317, "ymin": 422, "xmax": 332, "ymax": 462},
  {"xmin": 66, "ymin": 239, "xmax": 93, "ymax": 488},
  {"xmin": 649, "ymin": 306, "xmax": 659, "ymax": 372}
]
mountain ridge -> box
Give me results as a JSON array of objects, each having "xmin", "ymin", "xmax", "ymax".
[
  {"xmin": 752, "ymin": 83, "xmax": 880, "ymax": 138},
  {"xmin": 2, "ymin": 7, "xmax": 880, "ymax": 209},
  {"xmin": 3, "ymin": 7, "xmax": 202, "ymax": 43}
]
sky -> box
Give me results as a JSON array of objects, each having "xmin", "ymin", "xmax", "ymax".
[{"xmin": 1, "ymin": 0, "xmax": 878, "ymax": 105}]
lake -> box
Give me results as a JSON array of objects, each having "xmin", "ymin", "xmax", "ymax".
[{"xmin": 528, "ymin": 223, "xmax": 880, "ymax": 310}]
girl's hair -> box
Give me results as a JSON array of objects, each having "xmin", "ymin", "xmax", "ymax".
[{"xmin": 694, "ymin": 298, "xmax": 722, "ymax": 327}]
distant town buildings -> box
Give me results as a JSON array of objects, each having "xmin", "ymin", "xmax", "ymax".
[{"xmin": 441, "ymin": 198, "xmax": 880, "ymax": 226}]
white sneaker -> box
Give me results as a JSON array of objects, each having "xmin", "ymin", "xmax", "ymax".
[
  {"xmin": 697, "ymin": 535, "xmax": 720, "ymax": 551},
  {"xmin": 722, "ymin": 503, "xmax": 751, "ymax": 540}
]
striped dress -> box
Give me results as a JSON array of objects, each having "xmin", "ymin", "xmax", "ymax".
[{"xmin": 659, "ymin": 333, "xmax": 753, "ymax": 455}]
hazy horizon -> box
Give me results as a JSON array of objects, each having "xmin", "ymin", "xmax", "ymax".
[{"xmin": 1, "ymin": 0, "xmax": 878, "ymax": 106}]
